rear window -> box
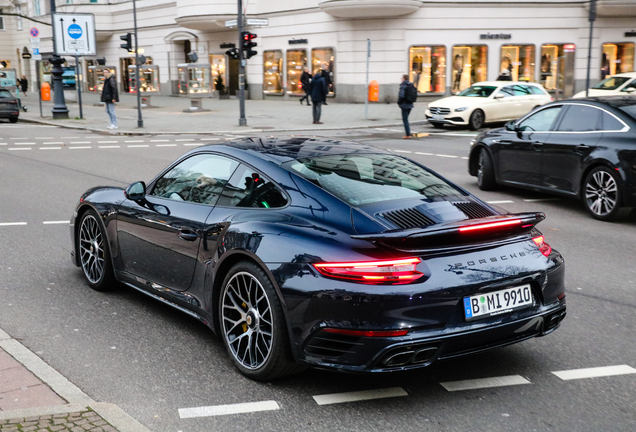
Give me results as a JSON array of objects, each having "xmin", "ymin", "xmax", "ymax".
[
  {"xmin": 283, "ymin": 153, "xmax": 462, "ymax": 206},
  {"xmin": 0, "ymin": 89, "xmax": 12, "ymax": 98},
  {"xmin": 618, "ymin": 104, "xmax": 636, "ymax": 120}
]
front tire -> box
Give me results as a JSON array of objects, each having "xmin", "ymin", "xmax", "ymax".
[
  {"xmin": 477, "ymin": 149, "xmax": 497, "ymax": 191},
  {"xmin": 9, "ymin": 117, "xmax": 18, "ymax": 123},
  {"xmin": 469, "ymin": 109, "xmax": 485, "ymax": 130},
  {"xmin": 430, "ymin": 123, "xmax": 444, "ymax": 129},
  {"xmin": 77, "ymin": 209, "xmax": 115, "ymax": 291},
  {"xmin": 583, "ymin": 166, "xmax": 632, "ymax": 221},
  {"xmin": 219, "ymin": 261, "xmax": 301, "ymax": 380}
]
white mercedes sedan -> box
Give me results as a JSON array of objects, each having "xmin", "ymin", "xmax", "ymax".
[{"xmin": 572, "ymin": 72, "xmax": 636, "ymax": 99}]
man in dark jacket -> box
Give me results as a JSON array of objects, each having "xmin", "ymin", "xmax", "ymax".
[
  {"xmin": 310, "ymin": 70, "xmax": 327, "ymax": 124},
  {"xmin": 320, "ymin": 64, "xmax": 331, "ymax": 105},
  {"xmin": 299, "ymin": 67, "xmax": 311, "ymax": 106},
  {"xmin": 398, "ymin": 74, "xmax": 414, "ymax": 139},
  {"xmin": 100, "ymin": 70, "xmax": 119, "ymax": 129}
]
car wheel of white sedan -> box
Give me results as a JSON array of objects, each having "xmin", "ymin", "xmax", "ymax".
[{"xmin": 469, "ymin": 109, "xmax": 485, "ymax": 130}]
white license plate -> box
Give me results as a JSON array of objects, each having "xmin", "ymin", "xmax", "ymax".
[
  {"xmin": 463, "ymin": 284, "xmax": 533, "ymax": 321},
  {"xmin": 432, "ymin": 114, "xmax": 445, "ymax": 121}
]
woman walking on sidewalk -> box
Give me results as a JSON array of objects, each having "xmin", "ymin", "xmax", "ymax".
[
  {"xmin": 299, "ymin": 67, "xmax": 312, "ymax": 106},
  {"xmin": 101, "ymin": 70, "xmax": 119, "ymax": 129}
]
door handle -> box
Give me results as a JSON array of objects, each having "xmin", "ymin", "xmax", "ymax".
[
  {"xmin": 178, "ymin": 229, "xmax": 198, "ymax": 242},
  {"xmin": 576, "ymin": 144, "xmax": 590, "ymax": 150},
  {"xmin": 498, "ymin": 140, "xmax": 512, "ymax": 144},
  {"xmin": 531, "ymin": 141, "xmax": 544, "ymax": 147}
]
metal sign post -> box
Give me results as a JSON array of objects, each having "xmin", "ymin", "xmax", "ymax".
[
  {"xmin": 365, "ymin": 39, "xmax": 371, "ymax": 120},
  {"xmin": 238, "ymin": 0, "xmax": 247, "ymax": 126},
  {"xmin": 49, "ymin": 0, "xmax": 69, "ymax": 119},
  {"xmin": 585, "ymin": 0, "xmax": 597, "ymax": 97},
  {"xmin": 133, "ymin": 0, "xmax": 143, "ymax": 128},
  {"xmin": 75, "ymin": 54, "xmax": 83, "ymax": 119}
]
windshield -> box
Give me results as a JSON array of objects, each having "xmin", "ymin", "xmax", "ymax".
[
  {"xmin": 283, "ymin": 153, "xmax": 462, "ymax": 206},
  {"xmin": 456, "ymin": 85, "xmax": 497, "ymax": 97},
  {"xmin": 592, "ymin": 76, "xmax": 631, "ymax": 90}
]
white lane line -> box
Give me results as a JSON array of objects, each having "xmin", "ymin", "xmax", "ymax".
[
  {"xmin": 436, "ymin": 132, "xmax": 480, "ymax": 137},
  {"xmin": 8, "ymin": 147, "xmax": 31, "ymax": 151},
  {"xmin": 127, "ymin": 145, "xmax": 149, "ymax": 148},
  {"xmin": 43, "ymin": 142, "xmax": 64, "ymax": 145},
  {"xmin": 43, "ymin": 221, "xmax": 69, "ymax": 225},
  {"xmin": 375, "ymin": 128, "xmax": 388, "ymax": 131},
  {"xmin": 487, "ymin": 200, "xmax": 515, "ymax": 204},
  {"xmin": 178, "ymin": 401, "xmax": 279, "ymax": 419},
  {"xmin": 0, "ymin": 222, "xmax": 27, "ymax": 226},
  {"xmin": 125, "ymin": 140, "xmax": 144, "ymax": 143},
  {"xmin": 0, "ymin": 143, "xmax": 6, "ymax": 145},
  {"xmin": 150, "ymin": 139, "xmax": 170, "ymax": 142},
  {"xmin": 69, "ymin": 146, "xmax": 92, "ymax": 150},
  {"xmin": 435, "ymin": 154, "xmax": 459, "ymax": 158},
  {"xmin": 10, "ymin": 137, "xmax": 28, "ymax": 140},
  {"xmin": 14, "ymin": 142, "xmax": 36, "ymax": 145},
  {"xmin": 99, "ymin": 145, "xmax": 120, "ymax": 149},
  {"xmin": 156, "ymin": 144, "xmax": 177, "ymax": 147},
  {"xmin": 313, "ymin": 387, "xmax": 408, "ymax": 406},
  {"xmin": 183, "ymin": 143, "xmax": 200, "ymax": 147},
  {"xmin": 175, "ymin": 139, "xmax": 195, "ymax": 142},
  {"xmin": 388, "ymin": 129, "xmax": 402, "ymax": 133},
  {"xmin": 394, "ymin": 150, "xmax": 412, "ymax": 153},
  {"xmin": 40, "ymin": 147, "xmax": 61, "ymax": 150},
  {"xmin": 61, "ymin": 136, "xmax": 80, "ymax": 139},
  {"xmin": 98, "ymin": 141, "xmax": 119, "ymax": 144},
  {"xmin": 440, "ymin": 375, "xmax": 531, "ymax": 392},
  {"xmin": 552, "ymin": 365, "xmax": 636, "ymax": 381},
  {"xmin": 523, "ymin": 198, "xmax": 561, "ymax": 202},
  {"xmin": 415, "ymin": 152, "xmax": 434, "ymax": 155},
  {"xmin": 204, "ymin": 138, "xmax": 221, "ymax": 141},
  {"xmin": 461, "ymin": 156, "xmax": 469, "ymax": 159},
  {"xmin": 35, "ymin": 137, "xmax": 54, "ymax": 139},
  {"xmin": 70, "ymin": 141, "xmax": 91, "ymax": 144}
]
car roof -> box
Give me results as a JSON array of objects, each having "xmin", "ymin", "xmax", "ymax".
[
  {"xmin": 560, "ymin": 95, "xmax": 636, "ymax": 108},
  {"xmin": 471, "ymin": 81, "xmax": 544, "ymax": 87},
  {"xmin": 610, "ymin": 72, "xmax": 636, "ymax": 78}
]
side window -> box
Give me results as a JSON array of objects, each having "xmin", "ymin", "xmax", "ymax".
[
  {"xmin": 218, "ymin": 164, "xmax": 288, "ymax": 208},
  {"xmin": 517, "ymin": 106, "xmax": 563, "ymax": 132},
  {"xmin": 601, "ymin": 112, "xmax": 625, "ymax": 131},
  {"xmin": 621, "ymin": 79, "xmax": 636, "ymax": 92},
  {"xmin": 513, "ymin": 85, "xmax": 532, "ymax": 96},
  {"xmin": 151, "ymin": 154, "xmax": 239, "ymax": 205},
  {"xmin": 528, "ymin": 85, "xmax": 547, "ymax": 95},
  {"xmin": 556, "ymin": 105, "xmax": 602, "ymax": 132},
  {"xmin": 498, "ymin": 86, "xmax": 515, "ymax": 98}
]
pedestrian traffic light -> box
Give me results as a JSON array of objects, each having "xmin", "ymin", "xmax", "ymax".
[
  {"xmin": 120, "ymin": 33, "xmax": 133, "ymax": 52},
  {"xmin": 225, "ymin": 47, "xmax": 240, "ymax": 60},
  {"xmin": 241, "ymin": 32, "xmax": 257, "ymax": 59}
]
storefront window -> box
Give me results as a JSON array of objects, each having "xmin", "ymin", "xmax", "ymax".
[
  {"xmin": 540, "ymin": 44, "xmax": 575, "ymax": 91},
  {"xmin": 501, "ymin": 45, "xmax": 536, "ymax": 82},
  {"xmin": 263, "ymin": 50, "xmax": 283, "ymax": 95},
  {"xmin": 209, "ymin": 54, "xmax": 226, "ymax": 91},
  {"xmin": 0, "ymin": 60, "xmax": 11, "ymax": 68},
  {"xmin": 286, "ymin": 49, "xmax": 307, "ymax": 95},
  {"xmin": 177, "ymin": 64, "xmax": 211, "ymax": 94},
  {"xmin": 602, "ymin": 43, "xmax": 635, "ymax": 78},
  {"xmin": 409, "ymin": 46, "xmax": 446, "ymax": 94},
  {"xmin": 311, "ymin": 48, "xmax": 335, "ymax": 96},
  {"xmin": 451, "ymin": 45, "xmax": 487, "ymax": 94}
]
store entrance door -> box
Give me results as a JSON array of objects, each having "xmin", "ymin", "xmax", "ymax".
[
  {"xmin": 228, "ymin": 58, "xmax": 239, "ymax": 96},
  {"xmin": 120, "ymin": 57, "xmax": 134, "ymax": 93}
]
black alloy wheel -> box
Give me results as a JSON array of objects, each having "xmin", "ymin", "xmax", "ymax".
[
  {"xmin": 469, "ymin": 109, "xmax": 485, "ymax": 130},
  {"xmin": 78, "ymin": 210, "xmax": 115, "ymax": 291},
  {"xmin": 477, "ymin": 149, "xmax": 497, "ymax": 191},
  {"xmin": 583, "ymin": 167, "xmax": 632, "ymax": 221},
  {"xmin": 219, "ymin": 261, "xmax": 302, "ymax": 380}
]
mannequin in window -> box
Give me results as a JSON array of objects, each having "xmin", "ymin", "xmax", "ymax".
[
  {"xmin": 541, "ymin": 53, "xmax": 551, "ymax": 81},
  {"xmin": 601, "ymin": 53, "xmax": 610, "ymax": 79},
  {"xmin": 411, "ymin": 54, "xmax": 423, "ymax": 88},
  {"xmin": 452, "ymin": 54, "xmax": 464, "ymax": 92}
]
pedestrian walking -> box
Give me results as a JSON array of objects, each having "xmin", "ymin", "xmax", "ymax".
[
  {"xmin": 320, "ymin": 63, "xmax": 331, "ymax": 105},
  {"xmin": 299, "ymin": 67, "xmax": 312, "ymax": 106},
  {"xmin": 310, "ymin": 69, "xmax": 327, "ymax": 124},
  {"xmin": 19, "ymin": 75, "xmax": 28, "ymax": 95},
  {"xmin": 100, "ymin": 70, "xmax": 119, "ymax": 129},
  {"xmin": 398, "ymin": 74, "xmax": 416, "ymax": 139}
]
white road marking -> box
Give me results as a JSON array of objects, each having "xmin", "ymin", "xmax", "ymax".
[
  {"xmin": 461, "ymin": 156, "xmax": 469, "ymax": 159},
  {"xmin": 8, "ymin": 147, "xmax": 31, "ymax": 151},
  {"xmin": 178, "ymin": 401, "xmax": 279, "ymax": 419},
  {"xmin": 388, "ymin": 129, "xmax": 402, "ymax": 132},
  {"xmin": 40, "ymin": 147, "xmax": 61, "ymax": 150},
  {"xmin": 312, "ymin": 387, "xmax": 408, "ymax": 406},
  {"xmin": 436, "ymin": 132, "xmax": 480, "ymax": 137},
  {"xmin": 0, "ymin": 143, "xmax": 6, "ymax": 145},
  {"xmin": 43, "ymin": 221, "xmax": 69, "ymax": 225},
  {"xmin": 440, "ymin": 375, "xmax": 531, "ymax": 392},
  {"xmin": 156, "ymin": 144, "xmax": 177, "ymax": 147},
  {"xmin": 61, "ymin": 136, "xmax": 80, "ymax": 139},
  {"xmin": 552, "ymin": 365, "xmax": 636, "ymax": 381},
  {"xmin": 0, "ymin": 222, "xmax": 27, "ymax": 226},
  {"xmin": 14, "ymin": 142, "xmax": 36, "ymax": 145},
  {"xmin": 150, "ymin": 139, "xmax": 170, "ymax": 142},
  {"xmin": 175, "ymin": 139, "xmax": 195, "ymax": 142},
  {"xmin": 435, "ymin": 154, "xmax": 459, "ymax": 158},
  {"xmin": 127, "ymin": 145, "xmax": 149, "ymax": 148},
  {"xmin": 415, "ymin": 152, "xmax": 434, "ymax": 155},
  {"xmin": 10, "ymin": 137, "xmax": 28, "ymax": 140},
  {"xmin": 35, "ymin": 137, "xmax": 54, "ymax": 139},
  {"xmin": 205, "ymin": 138, "xmax": 221, "ymax": 141},
  {"xmin": 487, "ymin": 200, "xmax": 515, "ymax": 204},
  {"xmin": 183, "ymin": 143, "xmax": 200, "ymax": 147},
  {"xmin": 375, "ymin": 128, "xmax": 388, "ymax": 131},
  {"xmin": 523, "ymin": 198, "xmax": 561, "ymax": 202},
  {"xmin": 43, "ymin": 142, "xmax": 64, "ymax": 145},
  {"xmin": 99, "ymin": 145, "xmax": 120, "ymax": 149},
  {"xmin": 70, "ymin": 141, "xmax": 91, "ymax": 144},
  {"xmin": 394, "ymin": 150, "xmax": 412, "ymax": 153},
  {"xmin": 69, "ymin": 146, "xmax": 92, "ymax": 150},
  {"xmin": 98, "ymin": 141, "xmax": 119, "ymax": 144},
  {"xmin": 125, "ymin": 140, "xmax": 144, "ymax": 143}
]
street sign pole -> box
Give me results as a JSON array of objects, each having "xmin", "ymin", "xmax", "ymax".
[
  {"xmin": 238, "ymin": 0, "xmax": 247, "ymax": 126},
  {"xmin": 365, "ymin": 39, "xmax": 370, "ymax": 120},
  {"xmin": 75, "ymin": 54, "xmax": 83, "ymax": 119},
  {"xmin": 585, "ymin": 0, "xmax": 597, "ymax": 97},
  {"xmin": 133, "ymin": 0, "xmax": 143, "ymax": 128},
  {"xmin": 50, "ymin": 0, "xmax": 69, "ymax": 119}
]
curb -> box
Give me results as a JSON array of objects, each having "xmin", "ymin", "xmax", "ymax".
[{"xmin": 0, "ymin": 328, "xmax": 151, "ymax": 432}]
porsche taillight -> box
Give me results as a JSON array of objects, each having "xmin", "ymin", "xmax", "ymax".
[
  {"xmin": 533, "ymin": 235, "xmax": 552, "ymax": 257},
  {"xmin": 312, "ymin": 257, "xmax": 423, "ymax": 284}
]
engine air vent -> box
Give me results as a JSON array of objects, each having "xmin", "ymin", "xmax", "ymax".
[
  {"xmin": 453, "ymin": 201, "xmax": 496, "ymax": 219},
  {"xmin": 379, "ymin": 208, "xmax": 435, "ymax": 229}
]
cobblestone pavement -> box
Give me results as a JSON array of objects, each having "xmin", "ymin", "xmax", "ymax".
[{"xmin": 0, "ymin": 410, "xmax": 116, "ymax": 432}]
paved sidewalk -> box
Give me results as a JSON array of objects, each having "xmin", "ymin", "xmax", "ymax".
[
  {"xmin": 17, "ymin": 92, "xmax": 427, "ymax": 135},
  {"xmin": 0, "ymin": 329, "xmax": 148, "ymax": 432}
]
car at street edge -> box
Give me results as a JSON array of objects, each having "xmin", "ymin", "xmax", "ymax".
[
  {"xmin": 572, "ymin": 72, "xmax": 636, "ymax": 99},
  {"xmin": 0, "ymin": 87, "xmax": 20, "ymax": 123}
]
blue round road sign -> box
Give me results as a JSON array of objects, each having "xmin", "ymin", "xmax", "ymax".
[
  {"xmin": 30, "ymin": 27, "xmax": 39, "ymax": 37},
  {"xmin": 68, "ymin": 24, "xmax": 82, "ymax": 39}
]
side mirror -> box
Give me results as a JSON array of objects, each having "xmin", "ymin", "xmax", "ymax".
[
  {"xmin": 624, "ymin": 87, "xmax": 636, "ymax": 93},
  {"xmin": 494, "ymin": 93, "xmax": 505, "ymax": 99},
  {"xmin": 124, "ymin": 181, "xmax": 146, "ymax": 201},
  {"xmin": 505, "ymin": 120, "xmax": 517, "ymax": 132}
]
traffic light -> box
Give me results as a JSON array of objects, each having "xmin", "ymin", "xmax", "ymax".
[
  {"xmin": 225, "ymin": 47, "xmax": 240, "ymax": 60},
  {"xmin": 241, "ymin": 31, "xmax": 257, "ymax": 59},
  {"xmin": 120, "ymin": 33, "xmax": 133, "ymax": 52}
]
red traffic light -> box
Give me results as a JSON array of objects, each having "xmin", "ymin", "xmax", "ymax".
[{"xmin": 243, "ymin": 32, "xmax": 257, "ymax": 41}]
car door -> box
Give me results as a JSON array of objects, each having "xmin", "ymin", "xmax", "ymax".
[
  {"xmin": 116, "ymin": 153, "xmax": 239, "ymax": 291},
  {"xmin": 495, "ymin": 105, "xmax": 564, "ymax": 186},
  {"xmin": 487, "ymin": 86, "xmax": 517, "ymax": 122},
  {"xmin": 542, "ymin": 104, "xmax": 617, "ymax": 193}
]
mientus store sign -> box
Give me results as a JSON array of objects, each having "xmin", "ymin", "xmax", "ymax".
[{"xmin": 480, "ymin": 33, "xmax": 512, "ymax": 40}]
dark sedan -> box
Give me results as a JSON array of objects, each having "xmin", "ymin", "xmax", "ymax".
[
  {"xmin": 0, "ymin": 87, "xmax": 19, "ymax": 123},
  {"xmin": 71, "ymin": 138, "xmax": 566, "ymax": 380},
  {"xmin": 469, "ymin": 96, "xmax": 636, "ymax": 221}
]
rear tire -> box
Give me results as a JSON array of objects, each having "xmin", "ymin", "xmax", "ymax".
[
  {"xmin": 77, "ymin": 209, "xmax": 115, "ymax": 291},
  {"xmin": 583, "ymin": 166, "xmax": 632, "ymax": 221},
  {"xmin": 469, "ymin": 109, "xmax": 485, "ymax": 130},
  {"xmin": 9, "ymin": 117, "xmax": 18, "ymax": 123},
  {"xmin": 477, "ymin": 149, "xmax": 497, "ymax": 191}
]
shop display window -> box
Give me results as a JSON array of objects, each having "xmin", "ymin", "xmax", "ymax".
[
  {"xmin": 451, "ymin": 45, "xmax": 487, "ymax": 94},
  {"xmin": 128, "ymin": 64, "xmax": 160, "ymax": 93},
  {"xmin": 311, "ymin": 48, "xmax": 335, "ymax": 96},
  {"xmin": 263, "ymin": 50, "xmax": 283, "ymax": 95},
  {"xmin": 602, "ymin": 43, "xmax": 635, "ymax": 78},
  {"xmin": 0, "ymin": 60, "xmax": 11, "ymax": 68},
  {"xmin": 409, "ymin": 46, "xmax": 446, "ymax": 94},
  {"xmin": 178, "ymin": 63, "xmax": 212, "ymax": 95},
  {"xmin": 209, "ymin": 54, "xmax": 226, "ymax": 91},
  {"xmin": 286, "ymin": 49, "xmax": 307, "ymax": 95},
  {"xmin": 87, "ymin": 66, "xmax": 116, "ymax": 92},
  {"xmin": 500, "ymin": 45, "xmax": 536, "ymax": 82},
  {"xmin": 540, "ymin": 44, "xmax": 575, "ymax": 91}
]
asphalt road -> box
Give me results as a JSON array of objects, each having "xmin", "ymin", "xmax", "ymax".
[{"xmin": 0, "ymin": 122, "xmax": 634, "ymax": 432}]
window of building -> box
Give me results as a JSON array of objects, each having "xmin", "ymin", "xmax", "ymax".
[
  {"xmin": 263, "ymin": 50, "xmax": 283, "ymax": 95},
  {"xmin": 209, "ymin": 54, "xmax": 226, "ymax": 91},
  {"xmin": 0, "ymin": 15, "xmax": 4, "ymax": 31},
  {"xmin": 311, "ymin": 48, "xmax": 335, "ymax": 96},
  {"xmin": 286, "ymin": 49, "xmax": 307, "ymax": 95},
  {"xmin": 451, "ymin": 45, "xmax": 487, "ymax": 94},
  {"xmin": 501, "ymin": 45, "xmax": 536, "ymax": 82},
  {"xmin": 602, "ymin": 43, "xmax": 635, "ymax": 78},
  {"xmin": 540, "ymin": 44, "xmax": 575, "ymax": 91},
  {"xmin": 409, "ymin": 46, "xmax": 446, "ymax": 94}
]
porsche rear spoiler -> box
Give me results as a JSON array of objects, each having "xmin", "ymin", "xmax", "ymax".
[{"xmin": 351, "ymin": 212, "xmax": 545, "ymax": 242}]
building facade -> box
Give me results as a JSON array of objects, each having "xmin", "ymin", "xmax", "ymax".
[{"xmin": 1, "ymin": 0, "xmax": 635, "ymax": 102}]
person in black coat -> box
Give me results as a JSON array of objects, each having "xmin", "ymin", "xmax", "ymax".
[
  {"xmin": 320, "ymin": 63, "xmax": 331, "ymax": 104},
  {"xmin": 299, "ymin": 67, "xmax": 311, "ymax": 106},
  {"xmin": 19, "ymin": 75, "xmax": 28, "ymax": 95},
  {"xmin": 310, "ymin": 70, "xmax": 327, "ymax": 124},
  {"xmin": 398, "ymin": 74, "xmax": 414, "ymax": 139},
  {"xmin": 100, "ymin": 70, "xmax": 119, "ymax": 129}
]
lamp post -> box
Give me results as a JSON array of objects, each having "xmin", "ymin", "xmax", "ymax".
[
  {"xmin": 132, "ymin": 0, "xmax": 143, "ymax": 128},
  {"xmin": 50, "ymin": 0, "xmax": 69, "ymax": 119}
]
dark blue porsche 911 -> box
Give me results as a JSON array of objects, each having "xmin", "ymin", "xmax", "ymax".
[{"xmin": 70, "ymin": 137, "xmax": 566, "ymax": 380}]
